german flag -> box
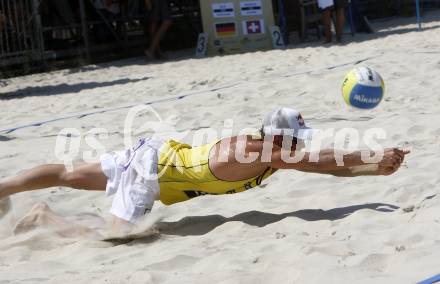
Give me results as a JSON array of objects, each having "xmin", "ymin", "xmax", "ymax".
[{"xmin": 215, "ymin": 22, "xmax": 236, "ymax": 38}]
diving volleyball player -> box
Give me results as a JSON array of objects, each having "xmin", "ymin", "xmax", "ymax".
[{"xmin": 0, "ymin": 107, "xmax": 409, "ymax": 232}]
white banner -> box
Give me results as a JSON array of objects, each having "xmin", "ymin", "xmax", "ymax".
[
  {"xmin": 240, "ymin": 0, "xmax": 263, "ymax": 16},
  {"xmin": 212, "ymin": 3, "xmax": 235, "ymax": 18}
]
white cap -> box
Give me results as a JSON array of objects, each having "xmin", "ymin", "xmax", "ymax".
[{"xmin": 262, "ymin": 107, "xmax": 316, "ymax": 140}]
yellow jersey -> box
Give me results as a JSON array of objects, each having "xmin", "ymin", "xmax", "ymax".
[{"xmin": 157, "ymin": 140, "xmax": 275, "ymax": 205}]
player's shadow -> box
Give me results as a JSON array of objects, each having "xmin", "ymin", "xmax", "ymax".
[{"xmin": 156, "ymin": 203, "xmax": 399, "ymax": 237}]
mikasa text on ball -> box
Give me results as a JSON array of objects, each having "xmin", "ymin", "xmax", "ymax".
[{"xmin": 342, "ymin": 67, "xmax": 385, "ymax": 109}]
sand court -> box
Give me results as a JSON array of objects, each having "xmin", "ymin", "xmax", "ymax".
[{"xmin": 1, "ymin": 11, "xmax": 440, "ymax": 284}]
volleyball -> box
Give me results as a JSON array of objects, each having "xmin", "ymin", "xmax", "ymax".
[{"xmin": 342, "ymin": 67, "xmax": 385, "ymax": 109}]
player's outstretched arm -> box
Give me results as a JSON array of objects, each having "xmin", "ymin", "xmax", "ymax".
[
  {"xmin": 328, "ymin": 148, "xmax": 410, "ymax": 177},
  {"xmin": 269, "ymin": 147, "xmax": 409, "ymax": 177},
  {"xmin": 270, "ymin": 148, "xmax": 368, "ymax": 171}
]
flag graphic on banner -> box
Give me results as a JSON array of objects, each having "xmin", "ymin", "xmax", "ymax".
[
  {"xmin": 215, "ymin": 22, "xmax": 237, "ymax": 37},
  {"xmin": 242, "ymin": 19, "xmax": 265, "ymax": 35},
  {"xmin": 240, "ymin": 1, "xmax": 263, "ymax": 16}
]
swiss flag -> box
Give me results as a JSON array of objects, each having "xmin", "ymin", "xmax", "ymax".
[{"xmin": 246, "ymin": 20, "xmax": 262, "ymax": 34}]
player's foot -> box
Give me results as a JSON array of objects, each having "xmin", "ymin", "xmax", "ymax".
[
  {"xmin": 13, "ymin": 202, "xmax": 101, "ymax": 238},
  {"xmin": 13, "ymin": 202, "xmax": 54, "ymax": 234}
]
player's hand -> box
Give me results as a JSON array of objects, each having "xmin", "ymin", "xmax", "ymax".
[{"xmin": 377, "ymin": 148, "xmax": 410, "ymax": 176}]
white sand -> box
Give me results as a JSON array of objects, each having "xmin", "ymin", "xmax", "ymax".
[{"xmin": 1, "ymin": 12, "xmax": 440, "ymax": 283}]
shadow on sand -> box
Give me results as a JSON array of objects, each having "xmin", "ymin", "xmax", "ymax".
[
  {"xmin": 347, "ymin": 24, "xmax": 440, "ymax": 43},
  {"xmin": 0, "ymin": 76, "xmax": 151, "ymax": 100},
  {"xmin": 155, "ymin": 203, "xmax": 399, "ymax": 237}
]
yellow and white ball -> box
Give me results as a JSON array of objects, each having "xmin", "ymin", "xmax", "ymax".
[{"xmin": 342, "ymin": 67, "xmax": 385, "ymax": 109}]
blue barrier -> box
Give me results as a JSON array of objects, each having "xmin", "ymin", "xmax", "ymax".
[{"xmin": 418, "ymin": 273, "xmax": 440, "ymax": 284}]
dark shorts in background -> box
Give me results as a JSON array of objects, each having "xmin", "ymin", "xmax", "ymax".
[{"xmin": 150, "ymin": 0, "xmax": 171, "ymax": 21}]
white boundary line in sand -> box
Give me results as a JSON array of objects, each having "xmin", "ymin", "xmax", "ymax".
[
  {"xmin": 0, "ymin": 55, "xmax": 384, "ymax": 135},
  {"xmin": 0, "ymin": 83, "xmax": 241, "ymax": 134}
]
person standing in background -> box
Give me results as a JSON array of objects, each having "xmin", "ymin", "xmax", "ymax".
[
  {"xmin": 318, "ymin": 0, "xmax": 348, "ymax": 43},
  {"xmin": 144, "ymin": 0, "xmax": 172, "ymax": 60},
  {"xmin": 91, "ymin": 0, "xmax": 121, "ymax": 42}
]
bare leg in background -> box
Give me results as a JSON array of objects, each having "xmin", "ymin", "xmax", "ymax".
[
  {"xmin": 335, "ymin": 7, "xmax": 346, "ymax": 42},
  {"xmin": 321, "ymin": 9, "xmax": 333, "ymax": 43}
]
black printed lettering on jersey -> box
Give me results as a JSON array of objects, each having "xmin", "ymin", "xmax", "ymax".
[
  {"xmin": 183, "ymin": 190, "xmax": 218, "ymax": 199},
  {"xmin": 244, "ymin": 182, "xmax": 253, "ymax": 190}
]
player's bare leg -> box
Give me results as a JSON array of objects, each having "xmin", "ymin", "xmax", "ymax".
[
  {"xmin": 0, "ymin": 163, "xmax": 107, "ymax": 199},
  {"xmin": 0, "ymin": 163, "xmax": 107, "ymax": 218}
]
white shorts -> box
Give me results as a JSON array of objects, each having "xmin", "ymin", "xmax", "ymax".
[
  {"xmin": 100, "ymin": 138, "xmax": 164, "ymax": 223},
  {"xmin": 318, "ymin": 0, "xmax": 333, "ymax": 9}
]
